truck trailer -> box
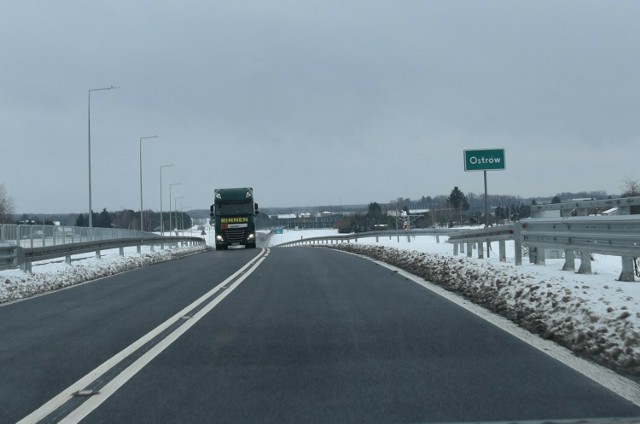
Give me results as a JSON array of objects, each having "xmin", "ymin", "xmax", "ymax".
[{"xmin": 210, "ymin": 187, "xmax": 259, "ymax": 250}]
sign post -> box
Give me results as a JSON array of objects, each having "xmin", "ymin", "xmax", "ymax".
[{"xmin": 463, "ymin": 149, "xmax": 505, "ymax": 227}]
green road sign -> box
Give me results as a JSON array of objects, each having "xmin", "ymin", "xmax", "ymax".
[{"xmin": 464, "ymin": 149, "xmax": 505, "ymax": 171}]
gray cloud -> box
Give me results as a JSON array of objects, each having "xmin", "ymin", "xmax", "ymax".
[{"xmin": 1, "ymin": 1, "xmax": 639, "ymax": 213}]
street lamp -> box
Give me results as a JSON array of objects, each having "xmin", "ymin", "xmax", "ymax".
[
  {"xmin": 159, "ymin": 164, "xmax": 174, "ymax": 236},
  {"xmin": 174, "ymin": 196, "xmax": 185, "ymax": 232},
  {"xmin": 88, "ymin": 85, "xmax": 119, "ymax": 228},
  {"xmin": 139, "ymin": 135, "xmax": 159, "ymax": 231},
  {"xmin": 169, "ymin": 182, "xmax": 181, "ymax": 235}
]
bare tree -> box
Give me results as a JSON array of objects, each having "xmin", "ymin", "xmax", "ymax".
[
  {"xmin": 0, "ymin": 184, "xmax": 15, "ymax": 224},
  {"xmin": 621, "ymin": 176, "xmax": 640, "ymax": 197}
]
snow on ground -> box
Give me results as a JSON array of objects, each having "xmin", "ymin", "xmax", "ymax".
[
  {"xmin": 1, "ymin": 227, "xmax": 639, "ymax": 377},
  {"xmin": 270, "ymin": 228, "xmax": 640, "ymax": 378},
  {"xmin": 0, "ymin": 244, "xmax": 207, "ymax": 304}
]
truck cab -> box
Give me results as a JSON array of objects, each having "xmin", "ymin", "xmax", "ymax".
[{"xmin": 210, "ymin": 187, "xmax": 259, "ymax": 250}]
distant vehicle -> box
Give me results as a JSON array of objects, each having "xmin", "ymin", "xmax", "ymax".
[{"xmin": 210, "ymin": 187, "xmax": 259, "ymax": 250}]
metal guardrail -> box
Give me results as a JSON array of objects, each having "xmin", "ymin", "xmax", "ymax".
[
  {"xmin": 446, "ymin": 224, "xmax": 523, "ymax": 265},
  {"xmin": 520, "ymin": 215, "xmax": 640, "ymax": 281},
  {"xmin": 0, "ymin": 224, "xmax": 205, "ymax": 272},
  {"xmin": 520, "ymin": 216, "xmax": 640, "ymax": 256},
  {"xmin": 446, "ymin": 216, "xmax": 640, "ymax": 282},
  {"xmin": 0, "ymin": 243, "xmax": 23, "ymax": 270},
  {"xmin": 274, "ymin": 229, "xmax": 452, "ymax": 248}
]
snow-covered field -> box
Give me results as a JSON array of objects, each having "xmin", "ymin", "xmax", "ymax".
[{"xmin": 2, "ymin": 227, "xmax": 639, "ymax": 378}]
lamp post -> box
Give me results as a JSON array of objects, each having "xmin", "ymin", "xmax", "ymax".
[
  {"xmin": 174, "ymin": 196, "xmax": 185, "ymax": 233},
  {"xmin": 88, "ymin": 85, "xmax": 119, "ymax": 228},
  {"xmin": 139, "ymin": 135, "xmax": 159, "ymax": 231},
  {"xmin": 159, "ymin": 164, "xmax": 174, "ymax": 236},
  {"xmin": 169, "ymin": 182, "xmax": 181, "ymax": 235}
]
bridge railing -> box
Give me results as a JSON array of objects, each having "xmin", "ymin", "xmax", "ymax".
[
  {"xmin": 0, "ymin": 224, "xmax": 154, "ymax": 249},
  {"xmin": 0, "ymin": 224, "xmax": 205, "ymax": 272},
  {"xmin": 274, "ymin": 228, "xmax": 453, "ymax": 248}
]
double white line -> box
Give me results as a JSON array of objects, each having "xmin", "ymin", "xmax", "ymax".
[{"xmin": 20, "ymin": 248, "xmax": 269, "ymax": 424}]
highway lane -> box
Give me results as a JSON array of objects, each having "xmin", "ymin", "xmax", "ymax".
[
  {"xmin": 68, "ymin": 247, "xmax": 640, "ymax": 423},
  {"xmin": 0, "ymin": 247, "xmax": 262, "ymax": 424}
]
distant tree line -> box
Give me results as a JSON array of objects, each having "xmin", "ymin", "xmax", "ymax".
[
  {"xmin": 4, "ymin": 177, "xmax": 639, "ymax": 230},
  {"xmin": 336, "ymin": 186, "xmax": 537, "ymax": 233},
  {"xmin": 336, "ymin": 202, "xmax": 388, "ymax": 233},
  {"xmin": 9, "ymin": 208, "xmax": 193, "ymax": 232}
]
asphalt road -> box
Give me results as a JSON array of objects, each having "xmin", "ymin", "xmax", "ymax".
[{"xmin": 1, "ymin": 247, "xmax": 639, "ymax": 423}]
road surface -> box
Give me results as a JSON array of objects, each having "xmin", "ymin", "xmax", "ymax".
[{"xmin": 1, "ymin": 247, "xmax": 639, "ymax": 423}]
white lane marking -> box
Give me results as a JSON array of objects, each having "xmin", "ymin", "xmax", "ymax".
[
  {"xmin": 61, "ymin": 253, "xmax": 269, "ymax": 423},
  {"xmin": 358, "ymin": 253, "xmax": 640, "ymax": 408},
  {"xmin": 18, "ymin": 248, "xmax": 266, "ymax": 424}
]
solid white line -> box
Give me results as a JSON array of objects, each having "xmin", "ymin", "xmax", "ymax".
[
  {"xmin": 60, "ymin": 253, "xmax": 268, "ymax": 423},
  {"xmin": 363, "ymin": 254, "xmax": 640, "ymax": 408},
  {"xmin": 18, "ymin": 248, "xmax": 266, "ymax": 424}
]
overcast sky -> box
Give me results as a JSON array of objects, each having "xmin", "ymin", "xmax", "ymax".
[{"xmin": 2, "ymin": 1, "xmax": 639, "ymax": 213}]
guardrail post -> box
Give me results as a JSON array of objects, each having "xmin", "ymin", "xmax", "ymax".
[
  {"xmin": 477, "ymin": 242, "xmax": 484, "ymax": 259},
  {"xmin": 119, "ymin": 247, "xmax": 125, "ymax": 257},
  {"xmin": 66, "ymin": 255, "xmax": 71, "ymax": 265},
  {"xmin": 536, "ymin": 247, "xmax": 546, "ymax": 265},
  {"xmin": 619, "ymin": 257, "xmax": 635, "ymax": 282},
  {"xmin": 453, "ymin": 243, "xmax": 459, "ymax": 255},
  {"xmin": 436, "ymin": 235, "xmax": 440, "ymax": 243},
  {"xmin": 499, "ymin": 240, "xmax": 506, "ymax": 262},
  {"xmin": 460, "ymin": 242, "xmax": 465, "ymax": 254},
  {"xmin": 513, "ymin": 224, "xmax": 522, "ymax": 266},
  {"xmin": 466, "ymin": 242, "xmax": 473, "ymax": 258},
  {"xmin": 95, "ymin": 249, "xmax": 101, "ymax": 259},
  {"xmin": 486, "ymin": 242, "xmax": 491, "ymax": 258},
  {"xmin": 562, "ymin": 250, "xmax": 575, "ymax": 271},
  {"xmin": 577, "ymin": 251, "xmax": 592, "ymax": 274},
  {"xmin": 40, "ymin": 225, "xmax": 46, "ymax": 247},
  {"xmin": 16, "ymin": 246, "xmax": 25, "ymax": 268},
  {"xmin": 529, "ymin": 247, "xmax": 537, "ymax": 264},
  {"xmin": 21, "ymin": 260, "xmax": 32, "ymax": 273}
]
